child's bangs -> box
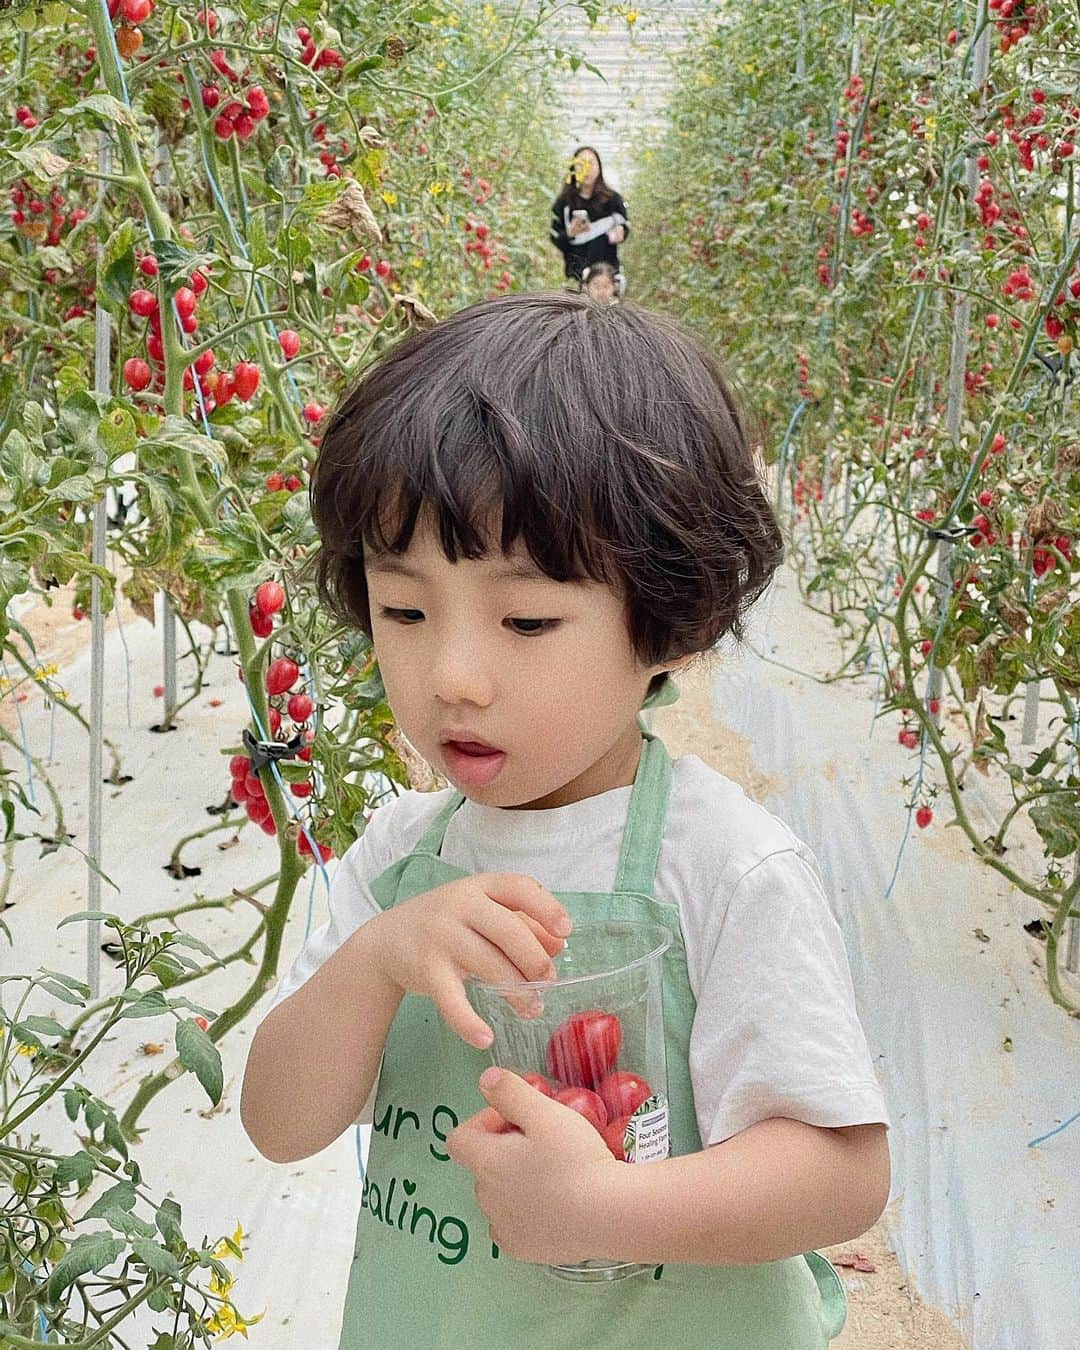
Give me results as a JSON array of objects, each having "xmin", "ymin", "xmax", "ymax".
[{"xmin": 355, "ymin": 392, "xmax": 613, "ymax": 588}]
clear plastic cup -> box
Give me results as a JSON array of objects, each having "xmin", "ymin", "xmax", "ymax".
[{"xmin": 467, "ymin": 920, "xmax": 672, "ymax": 1283}]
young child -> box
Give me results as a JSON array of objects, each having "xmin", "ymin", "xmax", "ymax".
[
  {"xmin": 240, "ymin": 292, "xmax": 891, "ymax": 1349},
  {"xmin": 581, "ymin": 260, "xmax": 621, "ymax": 304}
]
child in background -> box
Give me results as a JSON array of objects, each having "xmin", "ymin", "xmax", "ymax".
[
  {"xmin": 582, "ymin": 261, "xmax": 621, "ymax": 304},
  {"xmin": 240, "ymin": 291, "xmax": 891, "ymax": 1349}
]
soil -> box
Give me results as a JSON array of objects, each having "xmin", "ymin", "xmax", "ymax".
[{"xmin": 652, "ymin": 661, "xmax": 968, "ymax": 1350}]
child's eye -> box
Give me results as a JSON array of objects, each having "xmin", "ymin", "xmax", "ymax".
[
  {"xmin": 380, "ymin": 607, "xmax": 424, "ymax": 624},
  {"xmin": 506, "ymin": 618, "xmax": 559, "ymax": 636}
]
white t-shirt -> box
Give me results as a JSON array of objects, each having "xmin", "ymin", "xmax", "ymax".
[{"xmin": 266, "ymin": 753, "xmax": 890, "ymax": 1147}]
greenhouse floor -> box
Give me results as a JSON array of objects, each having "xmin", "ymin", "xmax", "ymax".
[{"xmin": 4, "ymin": 565, "xmax": 1078, "ymax": 1348}]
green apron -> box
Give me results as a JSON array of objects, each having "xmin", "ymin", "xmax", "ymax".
[{"xmin": 339, "ymin": 733, "xmax": 847, "ymax": 1348}]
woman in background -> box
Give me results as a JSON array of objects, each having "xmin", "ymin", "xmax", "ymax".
[{"xmin": 550, "ymin": 146, "xmax": 628, "ymax": 290}]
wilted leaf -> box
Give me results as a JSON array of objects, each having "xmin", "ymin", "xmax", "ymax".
[{"xmin": 317, "ymin": 178, "xmax": 383, "ymax": 243}]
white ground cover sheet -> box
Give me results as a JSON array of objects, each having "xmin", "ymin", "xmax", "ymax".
[
  {"xmin": 709, "ymin": 569, "xmax": 1079, "ymax": 1350},
  {"xmin": 3, "ymin": 565, "xmax": 1077, "ymax": 1347}
]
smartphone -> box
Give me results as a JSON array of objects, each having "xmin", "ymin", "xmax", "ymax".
[{"xmin": 571, "ymin": 209, "xmax": 589, "ymax": 226}]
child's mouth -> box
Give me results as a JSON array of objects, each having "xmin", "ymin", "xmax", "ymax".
[{"xmin": 440, "ymin": 740, "xmax": 507, "ymax": 788}]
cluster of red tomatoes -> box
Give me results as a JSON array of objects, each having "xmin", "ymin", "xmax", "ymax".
[
  {"xmin": 122, "ymin": 260, "xmax": 264, "ymax": 411},
  {"xmin": 226, "ymin": 629, "xmax": 334, "ymax": 862},
  {"xmin": 988, "ymin": 0, "xmax": 1044, "ymax": 53},
  {"xmin": 8, "ymin": 178, "xmax": 88, "ymax": 257},
  {"xmin": 998, "ymin": 92, "xmax": 1077, "ymax": 173},
  {"xmin": 106, "ymin": 0, "xmax": 156, "ymax": 59},
  {"xmin": 496, "ymin": 1011, "xmax": 659, "ymax": 1162}
]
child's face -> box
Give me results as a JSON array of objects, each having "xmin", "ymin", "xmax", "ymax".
[
  {"xmin": 585, "ymin": 276, "xmax": 617, "ymax": 303},
  {"xmin": 365, "ymin": 521, "xmax": 670, "ymax": 809}
]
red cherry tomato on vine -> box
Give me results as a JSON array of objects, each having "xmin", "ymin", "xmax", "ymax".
[
  {"xmin": 265, "ymin": 656, "xmax": 300, "ymax": 695},
  {"xmin": 233, "ymin": 361, "xmax": 260, "ymax": 402},
  {"xmin": 255, "ymin": 580, "xmax": 285, "ymax": 616}
]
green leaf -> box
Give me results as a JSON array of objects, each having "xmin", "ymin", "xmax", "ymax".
[
  {"xmin": 35, "ymin": 979, "xmax": 86, "ymax": 1006},
  {"xmin": 132, "ymin": 1238, "xmax": 180, "ymax": 1279},
  {"xmin": 153, "ymin": 240, "xmax": 216, "ymax": 289},
  {"xmin": 149, "ymin": 953, "xmax": 186, "ymax": 988},
  {"xmin": 47, "ymin": 1232, "xmax": 126, "ymax": 1302},
  {"xmin": 39, "ymin": 968, "xmax": 92, "ymax": 997},
  {"xmin": 1026, "ymin": 745, "xmax": 1054, "ymax": 777},
  {"xmin": 170, "ymin": 931, "xmax": 217, "ymax": 959},
  {"xmin": 247, "ymin": 210, "xmax": 271, "ymax": 269},
  {"xmin": 98, "ymin": 218, "xmax": 136, "ymax": 312},
  {"xmin": 118, "ymin": 990, "xmax": 171, "ymax": 1019},
  {"xmin": 58, "ymin": 909, "xmax": 118, "ymax": 930},
  {"xmin": 53, "ymin": 1150, "xmax": 96, "ymax": 1188},
  {"xmin": 47, "ymin": 474, "xmax": 98, "ymax": 504},
  {"xmin": 176, "ymin": 1017, "xmax": 223, "ymax": 1105},
  {"xmin": 72, "ymin": 92, "xmax": 139, "ymax": 131},
  {"xmin": 20, "ymin": 1015, "xmax": 68, "ymax": 1038},
  {"xmin": 82, "ymin": 1179, "xmax": 137, "ymax": 1221},
  {"xmin": 155, "ymin": 1197, "xmax": 183, "ymax": 1247}
]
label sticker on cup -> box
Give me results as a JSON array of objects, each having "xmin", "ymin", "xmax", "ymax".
[{"xmin": 625, "ymin": 1094, "xmax": 669, "ymax": 1163}]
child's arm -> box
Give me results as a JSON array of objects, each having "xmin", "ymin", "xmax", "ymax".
[
  {"xmin": 598, "ymin": 1116, "xmax": 890, "ymax": 1266},
  {"xmin": 241, "ymin": 874, "xmax": 571, "ymax": 1165},
  {"xmin": 447, "ymin": 1070, "xmax": 889, "ymax": 1268},
  {"xmin": 240, "ymin": 916, "xmax": 402, "ymax": 1164}
]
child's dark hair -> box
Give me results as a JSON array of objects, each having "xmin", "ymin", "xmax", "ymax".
[
  {"xmin": 582, "ymin": 262, "xmax": 618, "ymax": 285},
  {"xmin": 310, "ymin": 292, "xmax": 783, "ymax": 670}
]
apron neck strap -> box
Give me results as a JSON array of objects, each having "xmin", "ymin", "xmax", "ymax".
[
  {"xmin": 413, "ymin": 790, "xmax": 466, "ymax": 856},
  {"xmin": 409, "ymin": 734, "xmax": 673, "ymax": 894},
  {"xmin": 613, "ymin": 732, "xmax": 673, "ymax": 894}
]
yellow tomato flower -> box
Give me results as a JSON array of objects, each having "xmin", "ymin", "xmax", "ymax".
[
  {"xmin": 206, "ymin": 1303, "xmax": 265, "ymax": 1340},
  {"xmin": 212, "ymin": 1222, "xmax": 246, "ymax": 1262}
]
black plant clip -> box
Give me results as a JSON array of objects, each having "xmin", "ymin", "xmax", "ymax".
[
  {"xmin": 926, "ymin": 524, "xmax": 979, "ymax": 542},
  {"xmin": 242, "ymin": 727, "xmax": 305, "ymax": 774}
]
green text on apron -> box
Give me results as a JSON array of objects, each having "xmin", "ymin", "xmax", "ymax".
[{"xmin": 339, "ymin": 734, "xmax": 847, "ymax": 1348}]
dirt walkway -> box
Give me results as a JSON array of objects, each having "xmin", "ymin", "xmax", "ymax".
[{"xmin": 651, "ymin": 660, "xmax": 967, "ymax": 1350}]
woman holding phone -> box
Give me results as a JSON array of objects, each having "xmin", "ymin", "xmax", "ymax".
[{"xmin": 549, "ymin": 146, "xmax": 629, "ymax": 289}]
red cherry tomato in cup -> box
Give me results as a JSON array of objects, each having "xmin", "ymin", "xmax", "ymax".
[
  {"xmin": 520, "ymin": 1072, "xmax": 555, "ymax": 1097},
  {"xmin": 597, "ymin": 1071, "xmax": 653, "ymax": 1121},
  {"xmin": 601, "ymin": 1113, "xmax": 633, "ymax": 1160},
  {"xmin": 545, "ymin": 1010, "xmax": 622, "ymax": 1089},
  {"xmin": 552, "ymin": 1086, "xmax": 608, "ymax": 1131}
]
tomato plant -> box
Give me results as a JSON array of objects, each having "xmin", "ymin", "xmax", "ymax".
[{"xmin": 633, "ymin": 0, "xmax": 1079, "ymax": 1012}]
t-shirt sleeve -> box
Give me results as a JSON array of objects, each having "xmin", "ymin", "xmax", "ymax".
[
  {"xmin": 688, "ymin": 847, "xmax": 890, "ymax": 1147},
  {"xmin": 611, "ymin": 191, "xmax": 629, "ymax": 235},
  {"xmin": 259, "ymin": 791, "xmax": 443, "ymax": 1126},
  {"xmin": 263, "ymin": 825, "xmax": 387, "ymax": 1018}
]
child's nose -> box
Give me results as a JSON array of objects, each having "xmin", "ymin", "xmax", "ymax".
[{"xmin": 431, "ymin": 642, "xmax": 494, "ymax": 708}]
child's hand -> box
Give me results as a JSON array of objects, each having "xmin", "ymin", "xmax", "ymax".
[
  {"xmin": 368, "ymin": 874, "xmax": 571, "ymax": 1048},
  {"xmin": 447, "ymin": 1067, "xmax": 617, "ymax": 1265}
]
